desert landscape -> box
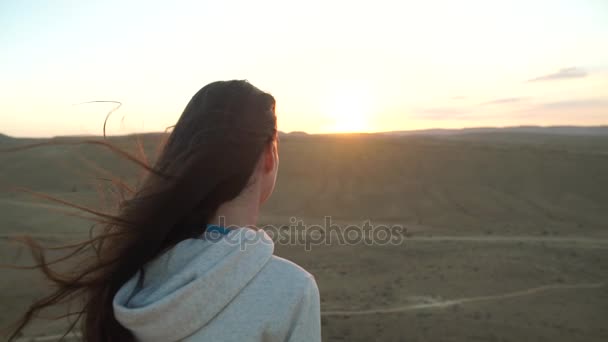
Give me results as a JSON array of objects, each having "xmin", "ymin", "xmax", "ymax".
[{"xmin": 1, "ymin": 127, "xmax": 607, "ymax": 341}]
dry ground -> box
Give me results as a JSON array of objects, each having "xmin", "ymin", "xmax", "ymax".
[{"xmin": 1, "ymin": 131, "xmax": 607, "ymax": 341}]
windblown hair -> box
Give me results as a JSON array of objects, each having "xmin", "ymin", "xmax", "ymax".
[{"xmin": 3, "ymin": 80, "xmax": 277, "ymax": 341}]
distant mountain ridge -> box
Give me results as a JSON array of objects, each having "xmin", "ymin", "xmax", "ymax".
[{"xmin": 382, "ymin": 126, "xmax": 608, "ymax": 137}]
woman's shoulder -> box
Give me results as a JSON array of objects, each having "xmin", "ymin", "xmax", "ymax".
[
  {"xmin": 268, "ymin": 255, "xmax": 315, "ymax": 280},
  {"xmin": 254, "ymin": 255, "xmax": 318, "ymax": 295}
]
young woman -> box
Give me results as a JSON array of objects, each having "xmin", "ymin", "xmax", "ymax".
[{"xmin": 8, "ymin": 80, "xmax": 321, "ymax": 341}]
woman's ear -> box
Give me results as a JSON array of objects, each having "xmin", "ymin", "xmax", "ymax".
[
  {"xmin": 264, "ymin": 140, "xmax": 278, "ymax": 174},
  {"xmin": 259, "ymin": 140, "xmax": 279, "ymax": 204}
]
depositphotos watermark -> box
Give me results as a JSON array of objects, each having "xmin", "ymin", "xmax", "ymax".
[{"xmin": 204, "ymin": 216, "xmax": 407, "ymax": 251}]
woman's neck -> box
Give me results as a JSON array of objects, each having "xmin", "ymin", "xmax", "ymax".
[{"xmin": 209, "ymin": 185, "xmax": 261, "ymax": 228}]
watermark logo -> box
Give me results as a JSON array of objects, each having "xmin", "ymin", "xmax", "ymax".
[{"xmin": 203, "ymin": 216, "xmax": 407, "ymax": 251}]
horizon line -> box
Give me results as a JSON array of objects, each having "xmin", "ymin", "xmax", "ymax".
[{"xmin": 2, "ymin": 124, "xmax": 608, "ymax": 140}]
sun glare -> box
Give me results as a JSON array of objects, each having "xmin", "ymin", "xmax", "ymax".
[{"xmin": 322, "ymin": 82, "xmax": 373, "ymax": 133}]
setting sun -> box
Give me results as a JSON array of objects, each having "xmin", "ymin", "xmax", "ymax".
[{"xmin": 322, "ymin": 82, "xmax": 373, "ymax": 133}]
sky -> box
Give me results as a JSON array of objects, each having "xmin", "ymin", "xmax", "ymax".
[{"xmin": 1, "ymin": 0, "xmax": 607, "ymax": 137}]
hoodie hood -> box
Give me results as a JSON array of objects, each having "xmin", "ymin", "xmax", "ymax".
[{"xmin": 113, "ymin": 228, "xmax": 274, "ymax": 342}]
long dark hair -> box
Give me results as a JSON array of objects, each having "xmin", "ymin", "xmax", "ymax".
[{"xmin": 3, "ymin": 80, "xmax": 277, "ymax": 341}]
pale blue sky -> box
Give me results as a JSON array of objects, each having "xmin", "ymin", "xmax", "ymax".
[{"xmin": 1, "ymin": 0, "xmax": 607, "ymax": 137}]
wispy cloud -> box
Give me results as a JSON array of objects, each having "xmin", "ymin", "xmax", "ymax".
[
  {"xmin": 481, "ymin": 97, "xmax": 528, "ymax": 105},
  {"xmin": 412, "ymin": 97, "xmax": 608, "ymax": 122},
  {"xmin": 509, "ymin": 98, "xmax": 608, "ymax": 122},
  {"xmin": 451, "ymin": 96, "xmax": 467, "ymax": 100},
  {"xmin": 527, "ymin": 67, "xmax": 587, "ymax": 82},
  {"xmin": 411, "ymin": 107, "xmax": 471, "ymax": 120},
  {"xmin": 537, "ymin": 98, "xmax": 608, "ymax": 110}
]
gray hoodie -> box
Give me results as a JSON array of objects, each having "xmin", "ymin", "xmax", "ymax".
[{"xmin": 113, "ymin": 228, "xmax": 321, "ymax": 342}]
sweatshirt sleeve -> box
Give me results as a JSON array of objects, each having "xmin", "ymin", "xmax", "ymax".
[{"xmin": 286, "ymin": 275, "xmax": 322, "ymax": 342}]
